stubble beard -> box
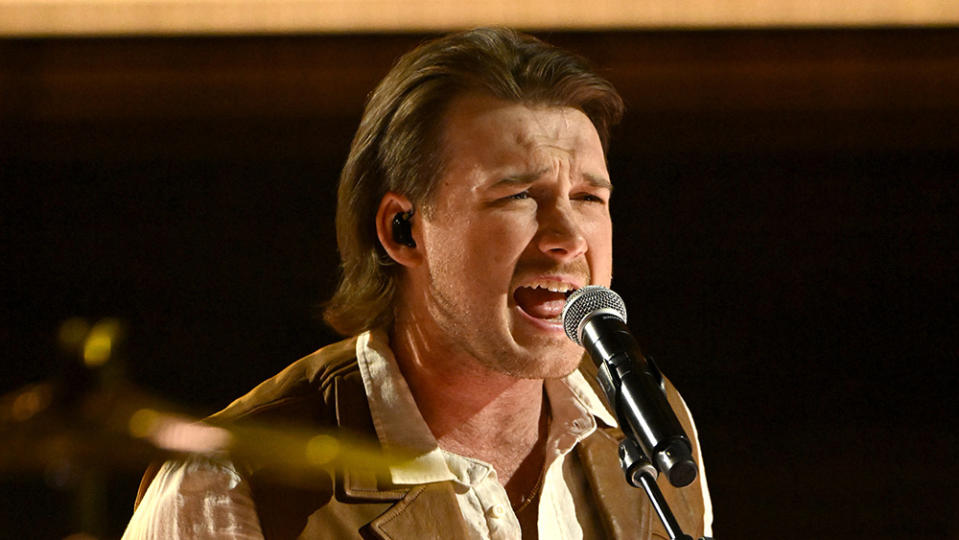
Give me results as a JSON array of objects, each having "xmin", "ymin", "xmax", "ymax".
[{"xmin": 425, "ymin": 267, "xmax": 583, "ymax": 380}]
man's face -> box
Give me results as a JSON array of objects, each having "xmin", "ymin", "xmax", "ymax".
[{"xmin": 410, "ymin": 94, "xmax": 613, "ymax": 379}]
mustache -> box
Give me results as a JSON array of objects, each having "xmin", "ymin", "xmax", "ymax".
[{"xmin": 510, "ymin": 259, "xmax": 591, "ymax": 288}]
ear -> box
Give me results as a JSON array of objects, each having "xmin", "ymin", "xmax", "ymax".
[{"xmin": 375, "ymin": 192, "xmax": 422, "ymax": 267}]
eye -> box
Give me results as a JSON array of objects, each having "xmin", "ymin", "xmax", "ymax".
[
  {"xmin": 508, "ymin": 191, "xmax": 531, "ymax": 200},
  {"xmin": 574, "ymin": 193, "xmax": 606, "ymax": 204}
]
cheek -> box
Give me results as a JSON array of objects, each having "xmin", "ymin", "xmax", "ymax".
[
  {"xmin": 587, "ymin": 219, "xmax": 614, "ymax": 284},
  {"xmin": 470, "ymin": 220, "xmax": 532, "ymax": 271},
  {"xmin": 427, "ymin": 218, "xmax": 525, "ymax": 276}
]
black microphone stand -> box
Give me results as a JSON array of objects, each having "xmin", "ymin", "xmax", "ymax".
[
  {"xmin": 618, "ymin": 437, "xmax": 694, "ymax": 540},
  {"xmin": 593, "ymin": 349, "xmax": 709, "ymax": 540}
]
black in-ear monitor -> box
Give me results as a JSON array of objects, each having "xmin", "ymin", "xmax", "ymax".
[{"xmin": 392, "ymin": 209, "xmax": 416, "ymax": 248}]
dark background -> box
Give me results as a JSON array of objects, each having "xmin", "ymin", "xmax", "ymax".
[{"xmin": 2, "ymin": 29, "xmax": 957, "ymax": 538}]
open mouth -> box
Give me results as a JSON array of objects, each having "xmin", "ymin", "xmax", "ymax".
[{"xmin": 513, "ymin": 281, "xmax": 579, "ymax": 323}]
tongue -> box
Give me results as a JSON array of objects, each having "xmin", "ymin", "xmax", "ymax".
[{"xmin": 514, "ymin": 287, "xmax": 567, "ymax": 320}]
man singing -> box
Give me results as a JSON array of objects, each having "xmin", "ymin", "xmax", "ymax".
[{"xmin": 125, "ymin": 27, "xmax": 713, "ymax": 539}]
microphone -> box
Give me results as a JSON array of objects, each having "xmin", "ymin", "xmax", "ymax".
[{"xmin": 562, "ymin": 286, "xmax": 697, "ymax": 487}]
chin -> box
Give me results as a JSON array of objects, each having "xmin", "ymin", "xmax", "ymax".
[{"xmin": 499, "ymin": 339, "xmax": 584, "ymax": 379}]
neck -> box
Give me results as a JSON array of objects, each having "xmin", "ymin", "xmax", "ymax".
[{"xmin": 389, "ymin": 315, "xmax": 548, "ymax": 487}]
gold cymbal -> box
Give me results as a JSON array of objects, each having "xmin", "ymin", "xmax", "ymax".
[
  {"xmin": 2, "ymin": 316, "xmax": 414, "ymax": 481},
  {"xmin": 0, "ymin": 380, "xmax": 414, "ymax": 481}
]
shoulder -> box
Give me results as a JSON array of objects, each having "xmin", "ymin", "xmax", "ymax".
[
  {"xmin": 127, "ymin": 455, "xmax": 264, "ymax": 537},
  {"xmin": 207, "ymin": 335, "xmax": 363, "ymax": 425}
]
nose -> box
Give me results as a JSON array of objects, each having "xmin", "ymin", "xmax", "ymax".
[{"xmin": 536, "ymin": 202, "xmax": 588, "ymax": 262}]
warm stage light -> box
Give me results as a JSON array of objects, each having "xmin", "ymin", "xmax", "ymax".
[{"xmin": 0, "ymin": 0, "xmax": 957, "ymax": 37}]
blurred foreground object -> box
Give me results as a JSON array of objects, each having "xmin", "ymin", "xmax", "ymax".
[
  {"xmin": 1, "ymin": 318, "xmax": 411, "ymax": 540},
  {"xmin": 2, "ymin": 317, "xmax": 407, "ymax": 476}
]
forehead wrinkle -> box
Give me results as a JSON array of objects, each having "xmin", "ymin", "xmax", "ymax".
[
  {"xmin": 442, "ymin": 96, "xmax": 609, "ymax": 197},
  {"xmin": 488, "ymin": 168, "xmax": 550, "ymax": 189},
  {"xmin": 509, "ymin": 105, "xmax": 582, "ymax": 147}
]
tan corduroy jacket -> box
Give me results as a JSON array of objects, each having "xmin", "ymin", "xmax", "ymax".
[{"xmin": 134, "ymin": 335, "xmax": 710, "ymax": 539}]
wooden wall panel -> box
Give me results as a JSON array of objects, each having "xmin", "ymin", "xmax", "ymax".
[{"xmin": 2, "ymin": 30, "xmax": 958, "ymax": 538}]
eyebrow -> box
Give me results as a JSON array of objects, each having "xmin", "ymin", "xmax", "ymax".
[
  {"xmin": 490, "ymin": 169, "xmax": 613, "ymax": 192},
  {"xmin": 583, "ymin": 173, "xmax": 614, "ymax": 192}
]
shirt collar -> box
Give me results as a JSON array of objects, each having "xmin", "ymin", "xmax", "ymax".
[
  {"xmin": 557, "ymin": 366, "xmax": 618, "ymax": 429},
  {"xmin": 354, "ymin": 329, "xmax": 618, "ymax": 487},
  {"xmin": 355, "ymin": 329, "xmax": 454, "ymax": 485}
]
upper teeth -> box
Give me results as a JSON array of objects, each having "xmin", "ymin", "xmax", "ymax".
[{"xmin": 525, "ymin": 280, "xmax": 576, "ymax": 293}]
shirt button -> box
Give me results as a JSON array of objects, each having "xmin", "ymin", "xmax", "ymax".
[{"xmin": 488, "ymin": 504, "xmax": 507, "ymax": 519}]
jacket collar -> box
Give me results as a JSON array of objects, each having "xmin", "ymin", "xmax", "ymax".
[
  {"xmin": 367, "ymin": 482, "xmax": 472, "ymax": 539},
  {"xmin": 334, "ymin": 370, "xmax": 474, "ymax": 538}
]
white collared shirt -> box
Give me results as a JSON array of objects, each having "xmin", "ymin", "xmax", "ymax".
[{"xmin": 356, "ymin": 329, "xmax": 619, "ymax": 540}]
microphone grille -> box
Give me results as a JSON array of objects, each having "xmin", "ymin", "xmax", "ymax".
[{"xmin": 562, "ymin": 286, "xmax": 627, "ymax": 346}]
